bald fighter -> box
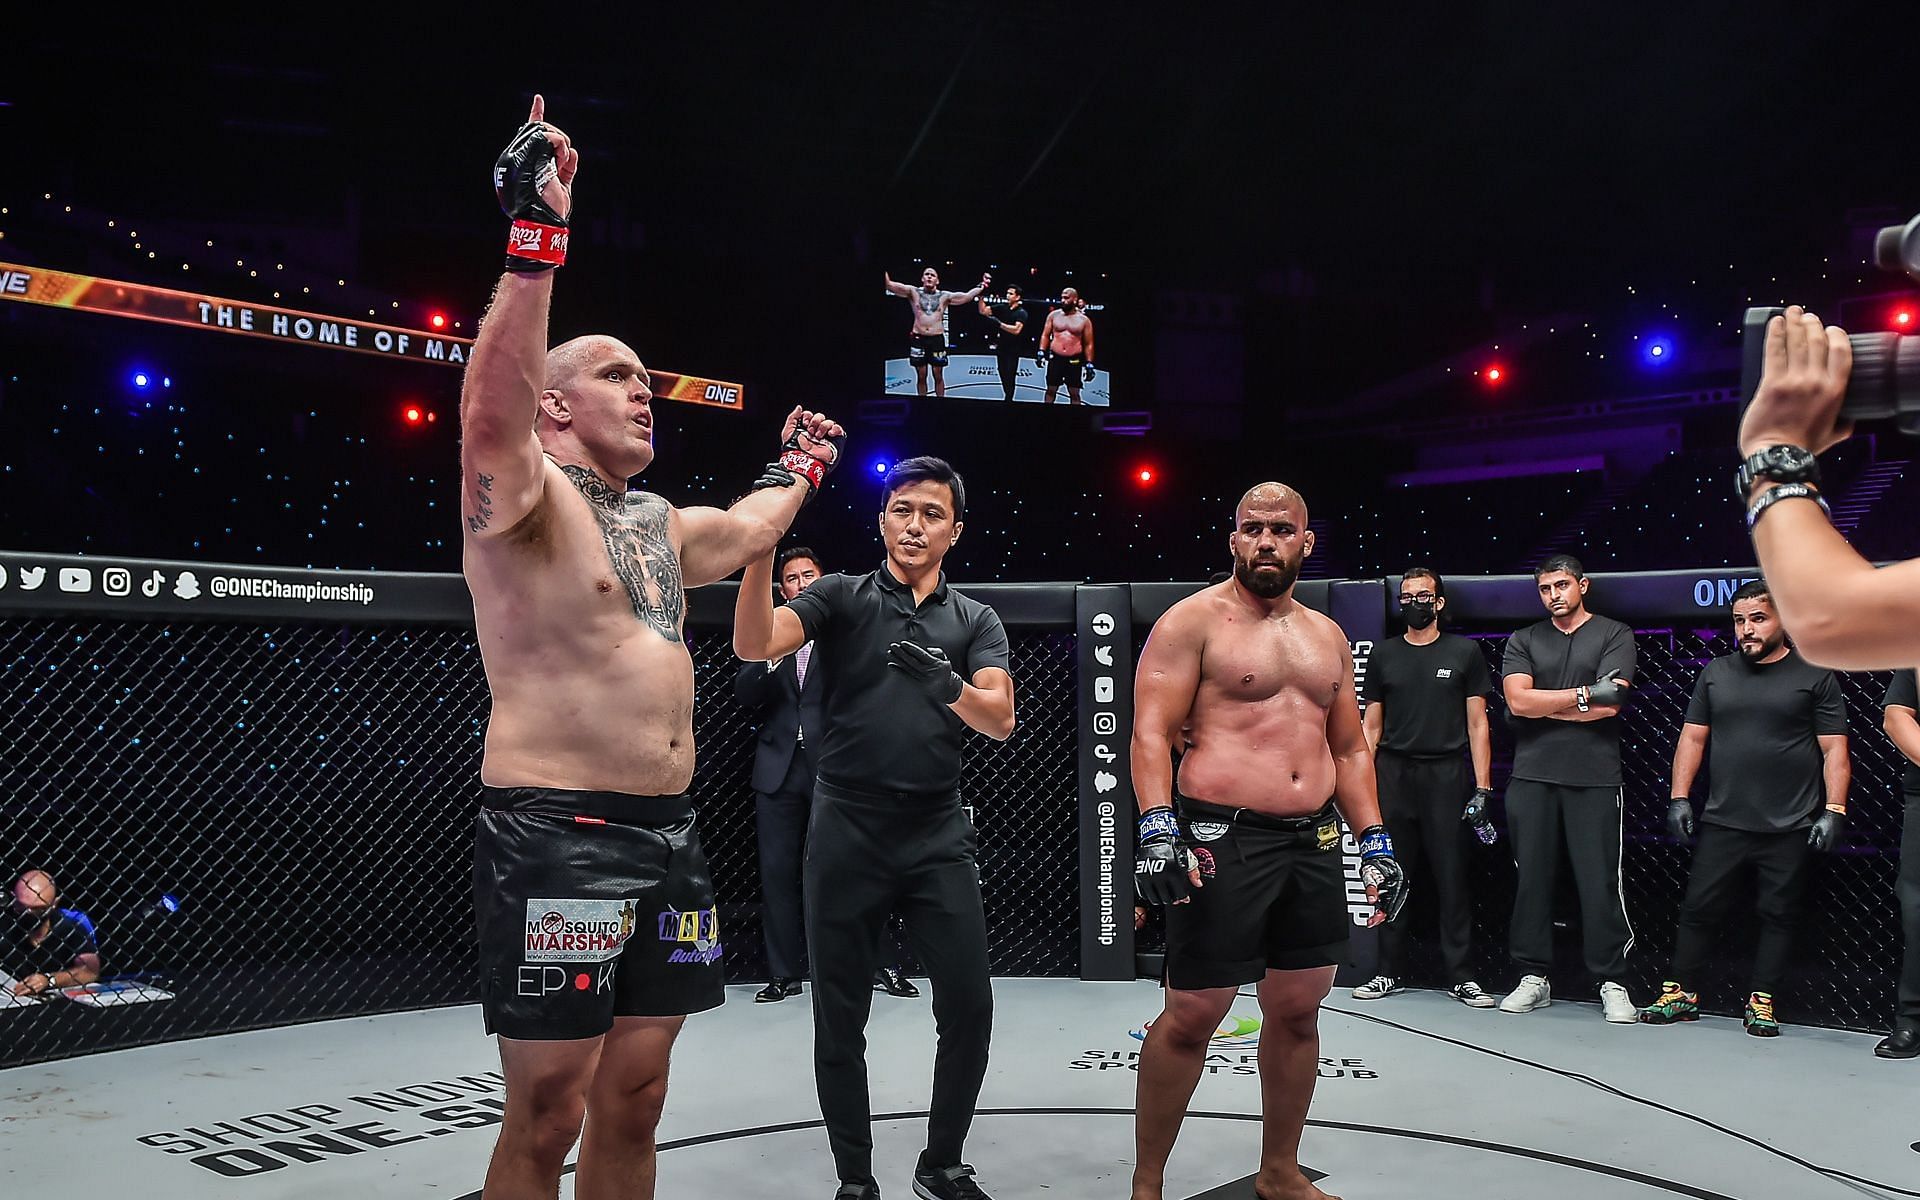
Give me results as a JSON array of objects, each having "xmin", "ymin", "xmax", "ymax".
[
  {"xmin": 1130, "ymin": 484, "xmax": 1405, "ymax": 1200},
  {"xmin": 884, "ymin": 267, "xmax": 991, "ymax": 397},
  {"xmin": 463, "ymin": 97, "xmax": 844, "ymax": 1200},
  {"xmin": 1036, "ymin": 288, "xmax": 1094, "ymax": 405}
]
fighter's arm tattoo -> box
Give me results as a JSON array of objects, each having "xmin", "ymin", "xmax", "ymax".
[
  {"xmin": 561, "ymin": 465, "xmax": 686, "ymax": 643},
  {"xmin": 465, "ymin": 471, "xmax": 496, "ymax": 535}
]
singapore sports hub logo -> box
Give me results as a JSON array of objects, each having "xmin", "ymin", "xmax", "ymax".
[{"xmin": 1131, "ymin": 1013, "xmax": 1262, "ymax": 1050}]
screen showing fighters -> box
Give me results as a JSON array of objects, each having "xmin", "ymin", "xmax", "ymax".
[{"xmin": 881, "ymin": 262, "xmax": 1110, "ymax": 406}]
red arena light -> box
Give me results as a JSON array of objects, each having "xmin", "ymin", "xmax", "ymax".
[
  {"xmin": 1894, "ymin": 306, "xmax": 1914, "ymax": 329},
  {"xmin": 1484, "ymin": 365, "xmax": 1505, "ymax": 384},
  {"xmin": 403, "ymin": 405, "xmax": 423, "ymax": 425},
  {"xmin": 1136, "ymin": 467, "xmax": 1156, "ymax": 485},
  {"xmin": 429, "ymin": 312, "xmax": 448, "ymax": 330}
]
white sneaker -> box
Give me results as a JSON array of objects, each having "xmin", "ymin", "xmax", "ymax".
[
  {"xmin": 1350, "ymin": 974, "xmax": 1399, "ymax": 1000},
  {"xmin": 1599, "ymin": 981, "xmax": 1637, "ymax": 1023},
  {"xmin": 1499, "ymin": 975, "xmax": 1552, "ymax": 1013},
  {"xmin": 1451, "ymin": 981, "xmax": 1499, "ymax": 1008}
]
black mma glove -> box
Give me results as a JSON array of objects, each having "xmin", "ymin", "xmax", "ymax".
[
  {"xmin": 887, "ymin": 641, "xmax": 964, "ymax": 704},
  {"xmin": 1134, "ymin": 807, "xmax": 1199, "ymax": 906},
  {"xmin": 1083, "ymin": 362, "xmax": 1097, "ymax": 383},
  {"xmin": 1666, "ymin": 798, "xmax": 1696, "ymax": 841},
  {"xmin": 1463, "ymin": 788, "xmax": 1499, "ymax": 845},
  {"xmin": 751, "ymin": 428, "xmax": 847, "ymax": 501},
  {"xmin": 1583, "ymin": 677, "xmax": 1629, "ymax": 708},
  {"xmin": 1357, "ymin": 824, "xmax": 1407, "ymax": 926},
  {"xmin": 1035, "ymin": 348, "xmax": 1051, "ymax": 367},
  {"xmin": 494, "ymin": 121, "xmax": 570, "ymax": 273},
  {"xmin": 1808, "ymin": 808, "xmax": 1847, "ymax": 852}
]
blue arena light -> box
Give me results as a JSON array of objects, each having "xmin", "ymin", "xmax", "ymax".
[
  {"xmin": 131, "ymin": 370, "xmax": 151, "ymax": 389},
  {"xmin": 160, "ymin": 894, "xmax": 181, "ymax": 914},
  {"xmin": 871, "ymin": 458, "xmax": 891, "ymax": 476},
  {"xmin": 1639, "ymin": 334, "xmax": 1676, "ymax": 368}
]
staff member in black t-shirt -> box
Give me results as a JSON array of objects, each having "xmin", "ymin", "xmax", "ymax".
[
  {"xmin": 1497, "ymin": 554, "xmax": 1641, "ymax": 1022},
  {"xmin": 1352, "ymin": 566, "xmax": 1500, "ymax": 1007},
  {"xmin": 977, "ymin": 286, "xmax": 1030, "ymax": 403},
  {"xmin": 7, "ymin": 870, "xmax": 101, "ymax": 997},
  {"xmin": 734, "ymin": 456, "xmax": 1015, "ymax": 1200},
  {"xmin": 1640, "ymin": 581, "xmax": 1850, "ymax": 1036},
  {"xmin": 1882, "ymin": 669, "xmax": 1920, "ymax": 1059}
]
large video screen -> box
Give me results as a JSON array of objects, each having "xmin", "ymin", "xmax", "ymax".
[{"xmin": 880, "ymin": 262, "xmax": 1110, "ymax": 406}]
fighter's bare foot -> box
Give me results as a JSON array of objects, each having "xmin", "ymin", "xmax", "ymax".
[{"xmin": 1253, "ymin": 1172, "xmax": 1340, "ymax": 1200}]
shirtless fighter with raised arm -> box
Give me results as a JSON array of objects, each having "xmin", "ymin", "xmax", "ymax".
[
  {"xmin": 884, "ymin": 266, "xmax": 991, "ymax": 397},
  {"xmin": 462, "ymin": 96, "xmax": 844, "ymax": 1200},
  {"xmin": 1130, "ymin": 483, "xmax": 1406, "ymax": 1200}
]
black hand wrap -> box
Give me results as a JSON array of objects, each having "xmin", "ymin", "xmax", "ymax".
[
  {"xmin": 887, "ymin": 641, "xmax": 964, "ymax": 704},
  {"xmin": 494, "ymin": 122, "xmax": 570, "ymax": 272},
  {"xmin": 751, "ymin": 429, "xmax": 846, "ymax": 502},
  {"xmin": 1666, "ymin": 798, "xmax": 1696, "ymax": 841},
  {"xmin": 1464, "ymin": 788, "xmax": 1499, "ymax": 845},
  {"xmin": 1808, "ymin": 808, "xmax": 1846, "ymax": 852},
  {"xmin": 1134, "ymin": 806, "xmax": 1198, "ymax": 906},
  {"xmin": 1357, "ymin": 824, "xmax": 1408, "ymax": 925}
]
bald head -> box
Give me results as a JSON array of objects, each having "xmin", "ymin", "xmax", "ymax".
[
  {"xmin": 1236, "ymin": 482, "xmax": 1308, "ymax": 527},
  {"xmin": 545, "ymin": 335, "xmax": 620, "ymax": 393},
  {"xmin": 13, "ymin": 870, "xmax": 56, "ymax": 916}
]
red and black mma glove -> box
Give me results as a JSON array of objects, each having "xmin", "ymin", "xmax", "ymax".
[
  {"xmin": 751, "ymin": 429, "xmax": 847, "ymax": 502},
  {"xmin": 494, "ymin": 121, "xmax": 570, "ymax": 273},
  {"xmin": 1135, "ymin": 807, "xmax": 1199, "ymax": 906},
  {"xmin": 1356, "ymin": 824, "xmax": 1407, "ymax": 926},
  {"xmin": 887, "ymin": 641, "xmax": 965, "ymax": 704}
]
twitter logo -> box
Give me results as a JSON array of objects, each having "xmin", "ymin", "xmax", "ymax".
[{"xmin": 19, "ymin": 566, "xmax": 47, "ymax": 591}]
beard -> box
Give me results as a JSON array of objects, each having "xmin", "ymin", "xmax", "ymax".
[
  {"xmin": 1234, "ymin": 553, "xmax": 1299, "ymax": 598},
  {"xmin": 1739, "ymin": 634, "xmax": 1785, "ymax": 661}
]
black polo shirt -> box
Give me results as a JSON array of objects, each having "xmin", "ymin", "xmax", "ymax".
[
  {"xmin": 3, "ymin": 908, "xmax": 97, "ymax": 980},
  {"xmin": 990, "ymin": 302, "xmax": 1030, "ymax": 356},
  {"xmin": 1887, "ymin": 670, "xmax": 1920, "ymax": 799},
  {"xmin": 1362, "ymin": 633, "xmax": 1494, "ymax": 756},
  {"xmin": 786, "ymin": 565, "xmax": 1012, "ymax": 795},
  {"xmin": 1683, "ymin": 650, "xmax": 1848, "ymax": 832},
  {"xmin": 1501, "ymin": 613, "xmax": 1637, "ymax": 787}
]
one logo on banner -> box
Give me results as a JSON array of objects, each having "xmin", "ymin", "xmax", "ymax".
[
  {"xmin": 20, "ymin": 566, "xmax": 47, "ymax": 591},
  {"xmin": 173, "ymin": 571, "xmax": 201, "ymax": 600},
  {"xmin": 523, "ymin": 899, "xmax": 637, "ymax": 962},
  {"xmin": 1092, "ymin": 613, "xmax": 1116, "ymax": 637}
]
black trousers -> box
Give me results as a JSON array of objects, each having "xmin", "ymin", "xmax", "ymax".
[
  {"xmin": 805, "ymin": 780, "xmax": 992, "ymax": 1186},
  {"xmin": 1376, "ymin": 751, "xmax": 1476, "ymax": 983},
  {"xmin": 1507, "ymin": 780, "xmax": 1633, "ymax": 980},
  {"xmin": 1900, "ymin": 799, "xmax": 1920, "ymax": 1031},
  {"xmin": 1668, "ymin": 824, "xmax": 1811, "ymax": 997},
  {"xmin": 755, "ymin": 750, "xmax": 813, "ymax": 980},
  {"xmin": 995, "ymin": 352, "xmax": 1022, "ymax": 401}
]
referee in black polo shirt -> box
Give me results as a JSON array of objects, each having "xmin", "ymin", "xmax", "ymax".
[
  {"xmin": 734, "ymin": 456, "xmax": 1015, "ymax": 1200},
  {"xmin": 1351, "ymin": 566, "xmax": 1500, "ymax": 1007},
  {"xmin": 1641, "ymin": 580, "xmax": 1850, "ymax": 1036},
  {"xmin": 1497, "ymin": 554, "xmax": 1641, "ymax": 1022},
  {"xmin": 1882, "ymin": 669, "xmax": 1920, "ymax": 1059}
]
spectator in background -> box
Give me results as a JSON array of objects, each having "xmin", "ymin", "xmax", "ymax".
[
  {"xmin": 1881, "ymin": 670, "xmax": 1920, "ymax": 1059},
  {"xmin": 7, "ymin": 870, "xmax": 101, "ymax": 996}
]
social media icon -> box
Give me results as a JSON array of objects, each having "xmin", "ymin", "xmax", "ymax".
[
  {"xmin": 103, "ymin": 567, "xmax": 131, "ymax": 597},
  {"xmin": 1093, "ymin": 712, "xmax": 1117, "ymax": 735},
  {"xmin": 1095, "ymin": 677, "xmax": 1114, "ymax": 702},
  {"xmin": 173, "ymin": 571, "xmax": 201, "ymax": 600},
  {"xmin": 58, "ymin": 567, "xmax": 92, "ymax": 593},
  {"xmin": 141, "ymin": 570, "xmax": 165, "ymax": 597},
  {"xmin": 1094, "ymin": 771, "xmax": 1118, "ymax": 794},
  {"xmin": 1094, "ymin": 743, "xmax": 1117, "ymax": 763},
  {"xmin": 1092, "ymin": 613, "xmax": 1115, "ymax": 637},
  {"xmin": 0, "ymin": 564, "xmax": 8, "ymax": 589},
  {"xmin": 1094, "ymin": 645, "xmax": 1113, "ymax": 667},
  {"xmin": 20, "ymin": 566, "xmax": 48, "ymax": 591}
]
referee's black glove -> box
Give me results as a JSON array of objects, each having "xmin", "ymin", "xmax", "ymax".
[{"xmin": 887, "ymin": 641, "xmax": 964, "ymax": 704}]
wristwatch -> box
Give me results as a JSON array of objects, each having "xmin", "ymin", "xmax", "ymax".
[{"xmin": 1734, "ymin": 444, "xmax": 1820, "ymax": 498}]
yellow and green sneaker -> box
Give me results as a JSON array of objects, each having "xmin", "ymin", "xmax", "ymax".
[
  {"xmin": 1744, "ymin": 992, "xmax": 1780, "ymax": 1037},
  {"xmin": 1639, "ymin": 981, "xmax": 1700, "ymax": 1024}
]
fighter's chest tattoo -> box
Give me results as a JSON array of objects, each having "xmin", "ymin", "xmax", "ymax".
[
  {"xmin": 916, "ymin": 289, "xmax": 944, "ymax": 316},
  {"xmin": 562, "ymin": 465, "xmax": 685, "ymax": 643}
]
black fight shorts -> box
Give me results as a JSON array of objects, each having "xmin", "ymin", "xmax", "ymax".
[
  {"xmin": 1045, "ymin": 350, "xmax": 1086, "ymax": 387},
  {"xmin": 474, "ymin": 786, "xmax": 726, "ymax": 1040},
  {"xmin": 909, "ymin": 334, "xmax": 950, "ymax": 366},
  {"xmin": 1164, "ymin": 797, "xmax": 1350, "ymax": 990}
]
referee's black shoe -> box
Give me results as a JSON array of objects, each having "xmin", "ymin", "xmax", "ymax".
[
  {"xmin": 875, "ymin": 966, "xmax": 920, "ymax": 997},
  {"xmin": 913, "ymin": 1159, "xmax": 991, "ymax": 1200},
  {"xmin": 1876, "ymin": 1027, "xmax": 1920, "ymax": 1059}
]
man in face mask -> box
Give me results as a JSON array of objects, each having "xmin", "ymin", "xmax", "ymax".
[
  {"xmin": 6, "ymin": 870, "xmax": 101, "ymax": 997},
  {"xmin": 1352, "ymin": 568, "xmax": 1500, "ymax": 1007}
]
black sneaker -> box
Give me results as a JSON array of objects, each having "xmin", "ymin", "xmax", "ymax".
[
  {"xmin": 913, "ymin": 1161, "xmax": 991, "ymax": 1200},
  {"xmin": 834, "ymin": 1184, "xmax": 879, "ymax": 1200}
]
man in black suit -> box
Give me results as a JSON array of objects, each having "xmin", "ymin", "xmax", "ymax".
[{"xmin": 736, "ymin": 547, "xmax": 918, "ymax": 1003}]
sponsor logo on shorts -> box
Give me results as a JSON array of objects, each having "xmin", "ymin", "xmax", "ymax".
[
  {"xmin": 1192, "ymin": 847, "xmax": 1216, "ymax": 878},
  {"xmin": 1188, "ymin": 821, "xmax": 1229, "ymax": 843},
  {"xmin": 516, "ymin": 961, "xmax": 616, "ymax": 996},
  {"xmin": 1317, "ymin": 820, "xmax": 1340, "ymax": 851},
  {"xmin": 658, "ymin": 906, "xmax": 723, "ymax": 965},
  {"xmin": 523, "ymin": 899, "xmax": 637, "ymax": 962}
]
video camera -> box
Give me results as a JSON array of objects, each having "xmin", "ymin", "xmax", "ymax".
[{"xmin": 1740, "ymin": 212, "xmax": 1920, "ymax": 436}]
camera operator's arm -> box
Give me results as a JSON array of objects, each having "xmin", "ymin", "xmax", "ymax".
[{"xmin": 1741, "ymin": 306, "xmax": 1920, "ymax": 668}]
